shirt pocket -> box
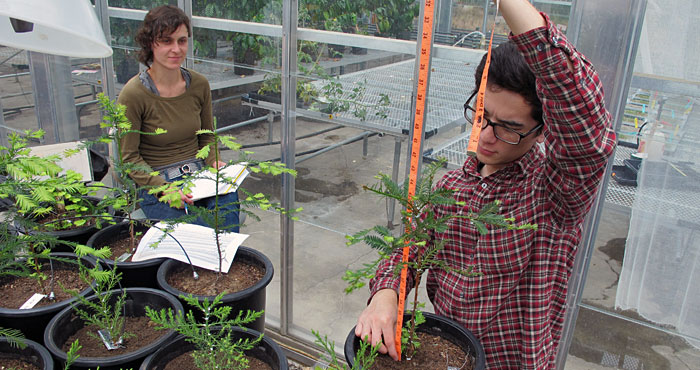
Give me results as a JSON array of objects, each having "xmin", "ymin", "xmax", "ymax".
[{"xmin": 475, "ymin": 228, "xmax": 533, "ymax": 275}]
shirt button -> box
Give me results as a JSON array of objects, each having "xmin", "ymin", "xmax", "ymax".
[
  {"xmin": 481, "ymin": 183, "xmax": 487, "ymax": 189},
  {"xmin": 551, "ymin": 36, "xmax": 559, "ymax": 45},
  {"xmin": 536, "ymin": 43, "xmax": 546, "ymax": 52}
]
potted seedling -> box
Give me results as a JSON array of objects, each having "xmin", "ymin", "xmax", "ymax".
[
  {"xmin": 44, "ymin": 256, "xmax": 183, "ymax": 370},
  {"xmin": 1, "ymin": 129, "xmax": 112, "ymax": 247},
  {"xmin": 142, "ymin": 292, "xmax": 288, "ymax": 369},
  {"xmin": 342, "ymin": 159, "xmax": 537, "ymax": 369},
  {"xmin": 151, "ymin": 119, "xmax": 299, "ymax": 333},
  {"xmin": 0, "ymin": 237, "xmax": 102, "ymax": 344},
  {"xmin": 0, "ymin": 134, "xmax": 105, "ymax": 343},
  {"xmin": 84, "ymin": 93, "xmax": 169, "ymax": 288}
]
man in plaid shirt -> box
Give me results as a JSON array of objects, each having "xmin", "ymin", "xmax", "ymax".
[{"xmin": 354, "ymin": 0, "xmax": 617, "ymax": 368}]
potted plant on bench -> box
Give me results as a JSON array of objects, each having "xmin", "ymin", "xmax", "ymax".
[
  {"xmin": 342, "ymin": 159, "xmax": 537, "ymax": 369},
  {"xmin": 145, "ymin": 118, "xmax": 299, "ymax": 333},
  {"xmin": 142, "ymin": 292, "xmax": 288, "ymax": 369}
]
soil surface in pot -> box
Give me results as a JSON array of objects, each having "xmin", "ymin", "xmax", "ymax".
[
  {"xmin": 0, "ymin": 267, "xmax": 87, "ymax": 309},
  {"xmin": 61, "ymin": 316, "xmax": 161, "ymax": 357},
  {"xmin": 0, "ymin": 358, "xmax": 40, "ymax": 370},
  {"xmin": 166, "ymin": 261, "xmax": 264, "ymax": 296},
  {"xmin": 370, "ymin": 332, "xmax": 473, "ymax": 370},
  {"xmin": 99, "ymin": 232, "xmax": 144, "ymax": 263},
  {"xmin": 163, "ymin": 351, "xmax": 272, "ymax": 370}
]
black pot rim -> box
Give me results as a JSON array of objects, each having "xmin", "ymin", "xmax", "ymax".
[
  {"xmin": 0, "ymin": 336, "xmax": 54, "ymax": 370},
  {"xmin": 43, "ymin": 287, "xmax": 182, "ymax": 366},
  {"xmin": 156, "ymin": 246, "xmax": 274, "ymax": 302},
  {"xmin": 86, "ymin": 220, "xmax": 164, "ymax": 268},
  {"xmin": 140, "ymin": 326, "xmax": 288, "ymax": 370},
  {"xmin": 0, "ymin": 252, "xmax": 98, "ymax": 317},
  {"xmin": 344, "ymin": 311, "xmax": 486, "ymax": 370}
]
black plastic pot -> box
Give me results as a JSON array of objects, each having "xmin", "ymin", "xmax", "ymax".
[
  {"xmin": 344, "ymin": 312, "xmax": 486, "ymax": 370},
  {"xmin": 0, "ymin": 252, "xmax": 98, "ymax": 344},
  {"xmin": 140, "ymin": 326, "xmax": 288, "ymax": 370},
  {"xmin": 328, "ymin": 44, "xmax": 345, "ymax": 58},
  {"xmin": 44, "ymin": 287, "xmax": 183, "ymax": 370},
  {"xmin": 233, "ymin": 49, "xmax": 258, "ymax": 76},
  {"xmin": 156, "ymin": 246, "xmax": 273, "ymax": 333},
  {"xmin": 87, "ymin": 221, "xmax": 164, "ymax": 289},
  {"xmin": 0, "ymin": 336, "xmax": 54, "ymax": 369},
  {"xmin": 351, "ymin": 46, "xmax": 368, "ymax": 55}
]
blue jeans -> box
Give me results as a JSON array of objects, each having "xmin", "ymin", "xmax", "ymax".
[
  {"xmin": 140, "ymin": 159, "xmax": 241, "ymax": 233},
  {"xmin": 138, "ymin": 189, "xmax": 240, "ymax": 233}
]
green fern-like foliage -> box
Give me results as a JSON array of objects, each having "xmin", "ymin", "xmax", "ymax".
[
  {"xmin": 344, "ymin": 158, "xmax": 538, "ymax": 357},
  {"xmin": 146, "ymin": 293, "xmax": 263, "ymax": 370},
  {"xmin": 311, "ymin": 329, "xmax": 380, "ymax": 370},
  {"xmin": 0, "ymin": 327, "xmax": 26, "ymax": 349},
  {"xmin": 66, "ymin": 256, "xmax": 134, "ymax": 349},
  {"xmin": 0, "ymin": 129, "xmax": 111, "ymax": 235}
]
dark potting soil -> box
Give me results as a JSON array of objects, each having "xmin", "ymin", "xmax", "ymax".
[
  {"xmin": 166, "ymin": 261, "xmax": 264, "ymax": 296},
  {"xmin": 370, "ymin": 332, "xmax": 473, "ymax": 370},
  {"xmin": 100, "ymin": 232, "xmax": 145, "ymax": 263},
  {"xmin": 60, "ymin": 316, "xmax": 162, "ymax": 357},
  {"xmin": 0, "ymin": 267, "xmax": 87, "ymax": 309},
  {"xmin": 163, "ymin": 351, "xmax": 272, "ymax": 370},
  {"xmin": 0, "ymin": 358, "xmax": 41, "ymax": 370}
]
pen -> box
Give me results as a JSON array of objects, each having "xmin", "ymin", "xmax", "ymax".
[{"xmin": 184, "ymin": 203, "xmax": 189, "ymax": 215}]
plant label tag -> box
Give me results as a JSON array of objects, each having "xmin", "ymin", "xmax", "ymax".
[
  {"xmin": 116, "ymin": 252, "xmax": 132, "ymax": 262},
  {"xmin": 20, "ymin": 293, "xmax": 46, "ymax": 309},
  {"xmin": 97, "ymin": 329, "xmax": 123, "ymax": 350}
]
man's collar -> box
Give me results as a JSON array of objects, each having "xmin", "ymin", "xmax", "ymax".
[{"xmin": 462, "ymin": 144, "xmax": 542, "ymax": 178}]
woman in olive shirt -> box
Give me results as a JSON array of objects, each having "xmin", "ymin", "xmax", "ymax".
[{"xmin": 118, "ymin": 5, "xmax": 239, "ymax": 232}]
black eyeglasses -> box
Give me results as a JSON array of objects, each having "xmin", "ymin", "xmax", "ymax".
[{"xmin": 463, "ymin": 91, "xmax": 543, "ymax": 145}]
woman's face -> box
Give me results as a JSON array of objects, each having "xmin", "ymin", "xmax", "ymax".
[{"xmin": 151, "ymin": 24, "xmax": 188, "ymax": 71}]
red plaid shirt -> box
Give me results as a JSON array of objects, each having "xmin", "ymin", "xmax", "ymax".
[{"xmin": 370, "ymin": 13, "xmax": 616, "ymax": 370}]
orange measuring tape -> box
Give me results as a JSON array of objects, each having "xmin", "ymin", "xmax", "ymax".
[
  {"xmin": 394, "ymin": 0, "xmax": 500, "ymax": 359},
  {"xmin": 393, "ymin": 0, "xmax": 436, "ymax": 359},
  {"xmin": 467, "ymin": 0, "xmax": 500, "ymax": 156}
]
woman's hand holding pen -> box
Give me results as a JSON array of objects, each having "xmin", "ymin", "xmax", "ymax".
[{"xmin": 161, "ymin": 184, "xmax": 193, "ymax": 209}]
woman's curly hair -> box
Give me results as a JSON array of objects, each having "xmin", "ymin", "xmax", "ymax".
[{"xmin": 135, "ymin": 5, "xmax": 191, "ymax": 67}]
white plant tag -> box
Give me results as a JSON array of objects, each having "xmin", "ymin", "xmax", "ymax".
[
  {"xmin": 116, "ymin": 252, "xmax": 132, "ymax": 262},
  {"xmin": 20, "ymin": 293, "xmax": 46, "ymax": 309},
  {"xmin": 98, "ymin": 329, "xmax": 123, "ymax": 350}
]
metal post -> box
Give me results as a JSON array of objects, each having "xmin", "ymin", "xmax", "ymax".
[
  {"xmin": 481, "ymin": 0, "xmax": 490, "ymax": 37},
  {"xmin": 555, "ymin": 0, "xmax": 649, "ymax": 368},
  {"xmin": 388, "ymin": 138, "xmax": 403, "ymax": 228},
  {"xmin": 28, "ymin": 52, "xmax": 79, "ymax": 144},
  {"xmin": 179, "ymin": 0, "xmax": 195, "ymax": 70},
  {"xmin": 95, "ymin": 0, "xmax": 116, "ymax": 100},
  {"xmin": 279, "ymin": 0, "xmax": 298, "ymax": 336},
  {"xmin": 436, "ymin": 0, "xmax": 454, "ymax": 34}
]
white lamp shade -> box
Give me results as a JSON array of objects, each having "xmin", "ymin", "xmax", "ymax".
[{"xmin": 0, "ymin": 0, "xmax": 112, "ymax": 58}]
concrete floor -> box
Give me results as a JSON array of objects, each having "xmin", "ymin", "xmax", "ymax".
[{"xmin": 2, "ymin": 45, "xmax": 699, "ymax": 369}]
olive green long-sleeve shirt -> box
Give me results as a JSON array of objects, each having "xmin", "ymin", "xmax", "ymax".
[{"xmin": 117, "ymin": 69, "xmax": 218, "ymax": 187}]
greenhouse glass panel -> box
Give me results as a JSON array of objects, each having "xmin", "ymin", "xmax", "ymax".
[{"xmin": 566, "ymin": 0, "xmax": 700, "ymax": 368}]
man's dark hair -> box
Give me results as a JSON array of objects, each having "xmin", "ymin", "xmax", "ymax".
[
  {"xmin": 135, "ymin": 5, "xmax": 191, "ymax": 67},
  {"xmin": 474, "ymin": 41, "xmax": 543, "ymax": 127}
]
